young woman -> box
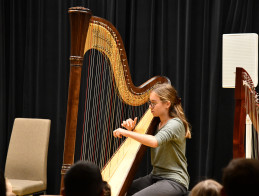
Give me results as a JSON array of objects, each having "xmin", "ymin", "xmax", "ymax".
[{"xmin": 113, "ymin": 83, "xmax": 191, "ymax": 196}]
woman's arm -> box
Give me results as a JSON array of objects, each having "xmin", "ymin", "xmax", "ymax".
[{"xmin": 113, "ymin": 128, "xmax": 158, "ymax": 148}]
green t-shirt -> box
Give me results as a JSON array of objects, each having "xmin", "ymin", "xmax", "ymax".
[{"xmin": 151, "ymin": 118, "xmax": 190, "ymax": 189}]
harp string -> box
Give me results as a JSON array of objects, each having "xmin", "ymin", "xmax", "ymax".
[{"xmin": 80, "ymin": 26, "xmax": 94, "ymax": 161}]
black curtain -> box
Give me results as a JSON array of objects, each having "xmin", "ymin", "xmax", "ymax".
[{"xmin": 1, "ymin": 0, "xmax": 259, "ymax": 194}]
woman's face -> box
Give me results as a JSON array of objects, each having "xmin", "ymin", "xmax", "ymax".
[{"xmin": 149, "ymin": 92, "xmax": 170, "ymax": 117}]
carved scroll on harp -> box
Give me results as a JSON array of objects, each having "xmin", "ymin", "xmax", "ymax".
[
  {"xmin": 233, "ymin": 67, "xmax": 259, "ymax": 159},
  {"xmin": 60, "ymin": 7, "xmax": 170, "ymax": 196}
]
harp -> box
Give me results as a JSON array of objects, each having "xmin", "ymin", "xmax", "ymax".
[
  {"xmin": 233, "ymin": 67, "xmax": 259, "ymax": 158},
  {"xmin": 60, "ymin": 7, "xmax": 169, "ymax": 195}
]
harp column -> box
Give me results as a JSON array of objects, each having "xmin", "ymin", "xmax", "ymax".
[{"xmin": 60, "ymin": 7, "xmax": 92, "ymax": 192}]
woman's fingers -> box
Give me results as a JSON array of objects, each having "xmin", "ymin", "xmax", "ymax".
[
  {"xmin": 134, "ymin": 117, "xmax": 137, "ymax": 122},
  {"xmin": 133, "ymin": 117, "xmax": 138, "ymax": 126},
  {"xmin": 121, "ymin": 120, "xmax": 129, "ymax": 127},
  {"xmin": 113, "ymin": 130, "xmax": 119, "ymax": 138},
  {"xmin": 120, "ymin": 117, "xmax": 137, "ymax": 131},
  {"xmin": 113, "ymin": 128, "xmax": 123, "ymax": 138}
]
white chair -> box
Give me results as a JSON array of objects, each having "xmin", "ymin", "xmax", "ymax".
[{"xmin": 5, "ymin": 118, "xmax": 51, "ymax": 196}]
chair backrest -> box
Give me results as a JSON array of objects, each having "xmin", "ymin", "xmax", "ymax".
[{"xmin": 5, "ymin": 118, "xmax": 51, "ymax": 185}]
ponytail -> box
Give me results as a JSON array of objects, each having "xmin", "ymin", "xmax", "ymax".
[{"xmin": 170, "ymin": 103, "xmax": 191, "ymax": 139}]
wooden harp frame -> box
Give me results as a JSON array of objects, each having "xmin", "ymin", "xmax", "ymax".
[{"xmin": 60, "ymin": 7, "xmax": 169, "ymax": 195}]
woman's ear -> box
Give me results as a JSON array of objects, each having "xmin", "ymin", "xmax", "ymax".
[{"xmin": 166, "ymin": 100, "xmax": 171, "ymax": 108}]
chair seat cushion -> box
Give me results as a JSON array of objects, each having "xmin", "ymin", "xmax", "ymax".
[{"xmin": 8, "ymin": 179, "xmax": 46, "ymax": 195}]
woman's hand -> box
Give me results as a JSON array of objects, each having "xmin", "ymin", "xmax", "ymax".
[
  {"xmin": 113, "ymin": 127, "xmax": 158, "ymax": 148},
  {"xmin": 113, "ymin": 128, "xmax": 127, "ymax": 138},
  {"xmin": 121, "ymin": 117, "xmax": 138, "ymax": 131}
]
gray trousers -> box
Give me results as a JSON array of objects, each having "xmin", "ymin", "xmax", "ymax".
[{"xmin": 126, "ymin": 174, "xmax": 187, "ymax": 196}]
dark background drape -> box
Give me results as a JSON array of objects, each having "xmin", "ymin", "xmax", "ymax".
[{"xmin": 1, "ymin": 0, "xmax": 259, "ymax": 194}]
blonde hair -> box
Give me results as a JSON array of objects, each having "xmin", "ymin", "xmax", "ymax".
[
  {"xmin": 152, "ymin": 83, "xmax": 191, "ymax": 138},
  {"xmin": 190, "ymin": 179, "xmax": 222, "ymax": 196}
]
